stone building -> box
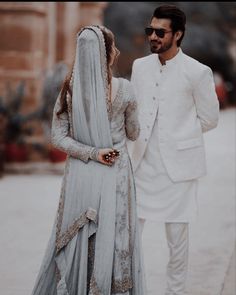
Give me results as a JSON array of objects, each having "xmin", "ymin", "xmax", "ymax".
[{"xmin": 0, "ymin": 2, "xmax": 108, "ymax": 111}]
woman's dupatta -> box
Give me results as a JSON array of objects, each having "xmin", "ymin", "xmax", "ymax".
[{"xmin": 55, "ymin": 26, "xmax": 117, "ymax": 294}]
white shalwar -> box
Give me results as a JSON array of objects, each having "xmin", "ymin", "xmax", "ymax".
[{"xmin": 135, "ymin": 110, "xmax": 198, "ymax": 223}]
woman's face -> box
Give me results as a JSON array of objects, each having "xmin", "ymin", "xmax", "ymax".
[{"xmin": 110, "ymin": 41, "xmax": 120, "ymax": 66}]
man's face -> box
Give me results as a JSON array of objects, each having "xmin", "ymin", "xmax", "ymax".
[{"xmin": 147, "ymin": 17, "xmax": 175, "ymax": 54}]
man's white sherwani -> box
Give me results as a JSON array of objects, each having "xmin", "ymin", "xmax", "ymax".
[
  {"xmin": 128, "ymin": 48, "xmax": 219, "ymax": 221},
  {"xmin": 128, "ymin": 48, "xmax": 219, "ymax": 294}
]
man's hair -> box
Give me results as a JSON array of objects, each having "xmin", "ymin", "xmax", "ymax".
[{"xmin": 152, "ymin": 5, "xmax": 186, "ymax": 47}]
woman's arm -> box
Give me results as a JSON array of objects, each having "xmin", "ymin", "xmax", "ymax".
[
  {"xmin": 51, "ymin": 93, "xmax": 117, "ymax": 165},
  {"xmin": 51, "ymin": 94, "xmax": 97, "ymax": 163}
]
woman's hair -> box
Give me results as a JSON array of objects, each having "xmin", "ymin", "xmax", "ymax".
[
  {"xmin": 152, "ymin": 5, "xmax": 186, "ymax": 47},
  {"xmin": 56, "ymin": 26, "xmax": 115, "ymax": 117}
]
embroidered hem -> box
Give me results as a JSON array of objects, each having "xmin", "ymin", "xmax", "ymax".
[
  {"xmin": 56, "ymin": 208, "xmax": 97, "ymax": 253},
  {"xmin": 89, "ymin": 275, "xmax": 101, "ymax": 295},
  {"xmin": 112, "ymin": 277, "xmax": 133, "ymax": 293}
]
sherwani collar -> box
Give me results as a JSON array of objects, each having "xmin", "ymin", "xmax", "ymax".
[{"xmin": 155, "ymin": 47, "xmax": 183, "ymax": 68}]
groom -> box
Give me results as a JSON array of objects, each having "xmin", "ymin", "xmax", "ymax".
[{"xmin": 128, "ymin": 4, "xmax": 219, "ymax": 295}]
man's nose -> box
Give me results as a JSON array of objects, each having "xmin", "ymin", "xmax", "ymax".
[{"xmin": 150, "ymin": 31, "xmax": 158, "ymax": 40}]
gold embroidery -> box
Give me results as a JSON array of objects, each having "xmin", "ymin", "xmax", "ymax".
[
  {"xmin": 111, "ymin": 277, "xmax": 133, "ymax": 293},
  {"xmin": 56, "ymin": 159, "xmax": 70, "ymax": 242},
  {"xmin": 56, "ymin": 208, "xmax": 97, "ymax": 254},
  {"xmin": 55, "ymin": 263, "xmax": 61, "ymax": 283},
  {"xmin": 89, "ymin": 275, "xmax": 101, "ymax": 295},
  {"xmin": 87, "ymin": 234, "xmax": 96, "ymax": 292},
  {"xmin": 66, "ymin": 91, "xmax": 74, "ymax": 137},
  {"xmin": 128, "ymin": 169, "xmax": 132, "ymax": 254},
  {"xmin": 125, "ymin": 99, "xmax": 140, "ymax": 141},
  {"xmin": 98, "ymin": 27, "xmax": 111, "ymax": 121}
]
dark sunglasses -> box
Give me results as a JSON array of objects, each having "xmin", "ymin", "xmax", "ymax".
[{"xmin": 145, "ymin": 27, "xmax": 172, "ymax": 38}]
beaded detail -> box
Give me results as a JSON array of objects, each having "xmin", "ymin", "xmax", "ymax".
[
  {"xmin": 56, "ymin": 208, "xmax": 97, "ymax": 254},
  {"xmin": 89, "ymin": 147, "xmax": 99, "ymax": 161},
  {"xmin": 56, "ymin": 159, "xmax": 70, "ymax": 244},
  {"xmin": 111, "ymin": 277, "xmax": 133, "ymax": 293},
  {"xmin": 89, "ymin": 275, "xmax": 101, "ymax": 295},
  {"xmin": 55, "ymin": 263, "xmax": 61, "ymax": 283}
]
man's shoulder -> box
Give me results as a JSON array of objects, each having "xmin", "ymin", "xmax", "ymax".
[
  {"xmin": 181, "ymin": 51, "xmax": 211, "ymax": 73},
  {"xmin": 181, "ymin": 51, "xmax": 213, "ymax": 84},
  {"xmin": 132, "ymin": 54, "xmax": 156, "ymax": 68}
]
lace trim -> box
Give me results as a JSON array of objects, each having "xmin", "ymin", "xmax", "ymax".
[
  {"xmin": 56, "ymin": 159, "xmax": 70, "ymax": 242},
  {"xmin": 66, "ymin": 91, "xmax": 73, "ymax": 137},
  {"xmin": 89, "ymin": 147, "xmax": 99, "ymax": 161},
  {"xmin": 111, "ymin": 277, "xmax": 133, "ymax": 293},
  {"xmin": 55, "ymin": 263, "xmax": 61, "ymax": 283},
  {"xmin": 128, "ymin": 170, "xmax": 132, "ymax": 254},
  {"xmin": 89, "ymin": 275, "xmax": 101, "ymax": 295},
  {"xmin": 87, "ymin": 234, "xmax": 96, "ymax": 291},
  {"xmin": 95, "ymin": 26, "xmax": 111, "ymax": 121},
  {"xmin": 56, "ymin": 208, "xmax": 97, "ymax": 254},
  {"xmin": 125, "ymin": 99, "xmax": 140, "ymax": 141}
]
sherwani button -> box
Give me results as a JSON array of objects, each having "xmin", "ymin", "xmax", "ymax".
[
  {"xmin": 153, "ymin": 97, "xmax": 156, "ymax": 100},
  {"xmin": 156, "ymin": 82, "xmax": 159, "ymax": 86},
  {"xmin": 145, "ymin": 138, "xmax": 148, "ymax": 142}
]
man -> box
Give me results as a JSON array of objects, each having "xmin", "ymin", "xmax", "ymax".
[{"xmin": 128, "ymin": 4, "xmax": 219, "ymax": 295}]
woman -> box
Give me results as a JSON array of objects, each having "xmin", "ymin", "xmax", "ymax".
[{"xmin": 31, "ymin": 25, "xmax": 145, "ymax": 295}]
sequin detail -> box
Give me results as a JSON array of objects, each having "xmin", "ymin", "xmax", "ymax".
[
  {"xmin": 56, "ymin": 208, "xmax": 97, "ymax": 253},
  {"xmin": 111, "ymin": 277, "xmax": 133, "ymax": 293},
  {"xmin": 89, "ymin": 275, "xmax": 101, "ymax": 295}
]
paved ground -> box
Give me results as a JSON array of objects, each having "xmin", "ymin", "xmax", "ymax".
[{"xmin": 0, "ymin": 108, "xmax": 235, "ymax": 295}]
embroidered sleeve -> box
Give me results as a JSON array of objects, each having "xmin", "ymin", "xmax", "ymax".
[
  {"xmin": 51, "ymin": 93, "xmax": 95, "ymax": 163},
  {"xmin": 124, "ymin": 83, "xmax": 140, "ymax": 141}
]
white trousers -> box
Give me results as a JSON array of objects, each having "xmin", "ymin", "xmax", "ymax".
[{"xmin": 139, "ymin": 219, "xmax": 189, "ymax": 295}]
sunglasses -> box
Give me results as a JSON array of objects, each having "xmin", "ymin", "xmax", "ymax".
[{"xmin": 145, "ymin": 27, "xmax": 172, "ymax": 38}]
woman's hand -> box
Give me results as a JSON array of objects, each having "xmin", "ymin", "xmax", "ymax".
[{"xmin": 97, "ymin": 148, "xmax": 119, "ymax": 166}]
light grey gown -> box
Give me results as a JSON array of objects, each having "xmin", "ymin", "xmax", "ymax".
[{"xmin": 31, "ymin": 77, "xmax": 145, "ymax": 295}]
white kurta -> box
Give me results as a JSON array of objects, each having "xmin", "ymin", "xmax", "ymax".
[
  {"xmin": 128, "ymin": 49, "xmax": 219, "ymax": 223},
  {"xmin": 135, "ymin": 95, "xmax": 198, "ymax": 223}
]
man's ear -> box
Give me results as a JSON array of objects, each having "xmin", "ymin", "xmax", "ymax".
[{"xmin": 175, "ymin": 31, "xmax": 183, "ymax": 41}]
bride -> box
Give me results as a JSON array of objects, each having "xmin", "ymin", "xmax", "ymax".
[{"xmin": 31, "ymin": 25, "xmax": 145, "ymax": 295}]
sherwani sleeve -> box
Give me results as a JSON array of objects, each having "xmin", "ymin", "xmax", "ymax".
[
  {"xmin": 193, "ymin": 67, "xmax": 219, "ymax": 133},
  {"xmin": 124, "ymin": 81, "xmax": 140, "ymax": 141},
  {"xmin": 51, "ymin": 93, "xmax": 96, "ymax": 163}
]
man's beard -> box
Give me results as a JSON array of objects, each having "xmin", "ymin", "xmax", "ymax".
[{"xmin": 150, "ymin": 38, "xmax": 173, "ymax": 54}]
